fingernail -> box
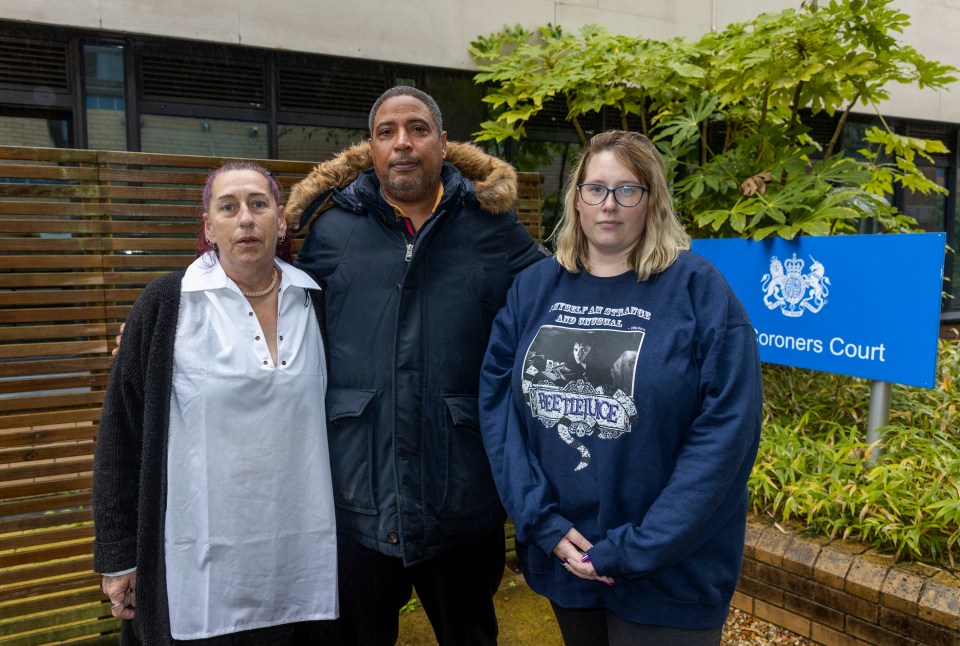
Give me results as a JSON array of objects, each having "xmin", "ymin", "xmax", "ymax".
[
  {"xmin": 580, "ymin": 554, "xmax": 591, "ymax": 563},
  {"xmin": 562, "ymin": 557, "xmax": 569, "ymax": 564},
  {"xmin": 602, "ymin": 579, "xmax": 613, "ymax": 587}
]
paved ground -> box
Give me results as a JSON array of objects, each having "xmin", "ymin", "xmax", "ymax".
[{"xmin": 397, "ymin": 566, "xmax": 815, "ymax": 645}]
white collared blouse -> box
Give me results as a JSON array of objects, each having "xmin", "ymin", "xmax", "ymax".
[{"xmin": 164, "ymin": 251, "xmax": 337, "ymax": 639}]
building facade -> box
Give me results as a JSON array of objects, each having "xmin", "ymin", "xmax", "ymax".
[{"xmin": 0, "ymin": 0, "xmax": 958, "ymax": 315}]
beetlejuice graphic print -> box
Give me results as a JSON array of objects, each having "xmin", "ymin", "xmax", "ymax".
[{"xmin": 522, "ymin": 325, "xmax": 643, "ymax": 471}]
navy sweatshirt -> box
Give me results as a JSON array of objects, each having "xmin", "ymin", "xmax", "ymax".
[{"xmin": 479, "ymin": 252, "xmax": 762, "ymax": 629}]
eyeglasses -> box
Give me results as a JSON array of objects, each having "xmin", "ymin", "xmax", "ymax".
[{"xmin": 577, "ymin": 183, "xmax": 648, "ymax": 207}]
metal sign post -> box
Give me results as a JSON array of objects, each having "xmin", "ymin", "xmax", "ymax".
[{"xmin": 866, "ymin": 380, "xmax": 892, "ymax": 467}]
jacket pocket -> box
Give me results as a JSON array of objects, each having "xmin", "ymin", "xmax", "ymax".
[
  {"xmin": 326, "ymin": 388, "xmax": 378, "ymax": 514},
  {"xmin": 438, "ymin": 395, "xmax": 500, "ymax": 518}
]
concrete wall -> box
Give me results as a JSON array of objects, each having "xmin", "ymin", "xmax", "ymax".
[{"xmin": 1, "ymin": 0, "xmax": 958, "ymax": 124}]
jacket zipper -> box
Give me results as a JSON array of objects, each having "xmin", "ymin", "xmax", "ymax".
[{"xmin": 408, "ymin": 210, "xmax": 444, "ymax": 261}]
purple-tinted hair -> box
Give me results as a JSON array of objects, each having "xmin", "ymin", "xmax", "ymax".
[{"xmin": 197, "ymin": 161, "xmax": 292, "ymax": 263}]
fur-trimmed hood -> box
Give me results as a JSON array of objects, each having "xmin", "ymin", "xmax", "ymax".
[{"xmin": 285, "ymin": 140, "xmax": 517, "ymax": 232}]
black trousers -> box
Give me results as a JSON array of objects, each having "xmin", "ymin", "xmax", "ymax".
[
  {"xmin": 551, "ymin": 604, "xmax": 723, "ymax": 646},
  {"xmin": 334, "ymin": 527, "xmax": 506, "ymax": 646}
]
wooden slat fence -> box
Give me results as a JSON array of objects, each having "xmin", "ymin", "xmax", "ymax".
[
  {"xmin": 515, "ymin": 172, "xmax": 544, "ymax": 241},
  {"xmin": 0, "ymin": 145, "xmax": 542, "ymax": 644}
]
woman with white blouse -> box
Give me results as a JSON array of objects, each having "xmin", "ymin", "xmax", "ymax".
[{"xmin": 93, "ymin": 162, "xmax": 337, "ymax": 645}]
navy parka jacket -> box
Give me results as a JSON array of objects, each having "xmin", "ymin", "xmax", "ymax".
[{"xmin": 290, "ymin": 141, "xmax": 547, "ymax": 564}]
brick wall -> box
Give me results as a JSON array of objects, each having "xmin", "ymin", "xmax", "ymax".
[
  {"xmin": 0, "ymin": 116, "xmax": 58, "ymax": 147},
  {"xmin": 736, "ymin": 519, "xmax": 960, "ymax": 646},
  {"xmin": 87, "ymin": 108, "xmax": 127, "ymax": 151},
  {"xmin": 139, "ymin": 114, "xmax": 269, "ymax": 158}
]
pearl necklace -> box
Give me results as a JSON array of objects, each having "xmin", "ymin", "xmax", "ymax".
[{"xmin": 240, "ymin": 266, "xmax": 279, "ymax": 298}]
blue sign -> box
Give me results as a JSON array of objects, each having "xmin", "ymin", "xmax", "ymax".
[{"xmin": 692, "ymin": 234, "xmax": 946, "ymax": 389}]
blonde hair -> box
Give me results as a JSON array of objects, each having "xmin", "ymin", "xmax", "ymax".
[{"xmin": 551, "ymin": 130, "xmax": 690, "ymax": 280}]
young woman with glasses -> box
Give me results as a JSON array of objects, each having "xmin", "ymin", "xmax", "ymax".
[{"xmin": 479, "ymin": 130, "xmax": 762, "ymax": 645}]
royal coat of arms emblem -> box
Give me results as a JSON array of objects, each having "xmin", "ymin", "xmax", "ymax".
[{"xmin": 761, "ymin": 253, "xmax": 830, "ymax": 317}]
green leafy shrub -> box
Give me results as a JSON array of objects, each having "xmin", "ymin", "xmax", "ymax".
[
  {"xmin": 752, "ymin": 339, "xmax": 960, "ymax": 564},
  {"xmin": 470, "ymin": 0, "xmax": 956, "ymax": 240}
]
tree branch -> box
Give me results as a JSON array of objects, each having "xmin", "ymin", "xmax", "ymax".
[
  {"xmin": 566, "ymin": 93, "xmax": 589, "ymax": 147},
  {"xmin": 824, "ymin": 92, "xmax": 861, "ymax": 159},
  {"xmin": 701, "ymin": 119, "xmax": 708, "ymax": 167},
  {"xmin": 789, "ymin": 80, "xmax": 805, "ymax": 129}
]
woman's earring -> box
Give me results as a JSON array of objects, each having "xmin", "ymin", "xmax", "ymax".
[{"xmin": 278, "ymin": 233, "xmax": 286, "ymax": 243}]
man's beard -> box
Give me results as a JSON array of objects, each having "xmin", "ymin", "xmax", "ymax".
[{"xmin": 379, "ymin": 168, "xmax": 441, "ymax": 205}]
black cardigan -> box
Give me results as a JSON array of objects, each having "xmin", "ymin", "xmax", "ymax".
[{"xmin": 92, "ymin": 269, "xmax": 324, "ymax": 645}]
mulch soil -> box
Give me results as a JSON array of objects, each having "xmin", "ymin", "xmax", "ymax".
[{"xmin": 397, "ymin": 565, "xmax": 815, "ymax": 645}]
